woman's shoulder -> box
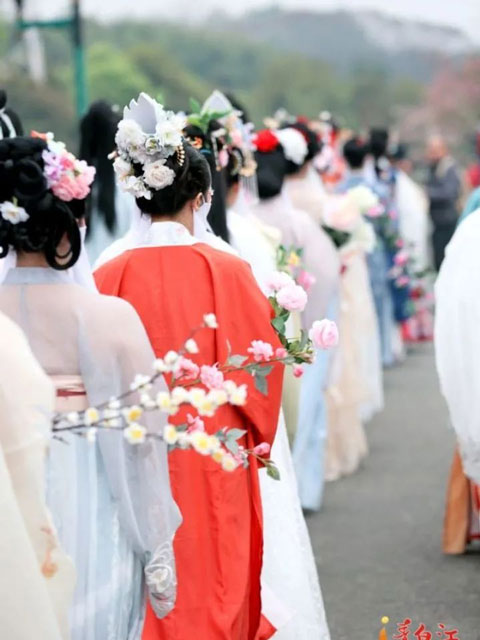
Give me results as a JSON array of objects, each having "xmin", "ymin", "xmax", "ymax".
[
  {"xmin": 195, "ymin": 241, "xmax": 250, "ymax": 272},
  {"xmin": 74, "ymin": 284, "xmax": 142, "ymax": 327}
]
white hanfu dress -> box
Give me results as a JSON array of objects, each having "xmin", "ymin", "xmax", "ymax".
[{"xmin": 0, "ymin": 312, "xmax": 75, "ymax": 639}]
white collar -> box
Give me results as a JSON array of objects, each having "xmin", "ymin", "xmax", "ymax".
[{"xmin": 135, "ymin": 221, "xmax": 199, "ymax": 248}]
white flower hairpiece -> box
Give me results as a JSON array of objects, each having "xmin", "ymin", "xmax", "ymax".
[
  {"xmin": 113, "ymin": 93, "xmax": 186, "ymax": 199},
  {"xmin": 0, "ymin": 199, "xmax": 29, "ymax": 225},
  {"xmin": 276, "ymin": 127, "xmax": 308, "ymax": 166}
]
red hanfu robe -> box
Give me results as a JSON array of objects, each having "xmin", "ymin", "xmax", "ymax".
[{"xmin": 95, "ymin": 237, "xmax": 284, "ymax": 640}]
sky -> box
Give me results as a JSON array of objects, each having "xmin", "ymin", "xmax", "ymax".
[{"xmin": 2, "ymin": 0, "xmax": 480, "ymax": 43}]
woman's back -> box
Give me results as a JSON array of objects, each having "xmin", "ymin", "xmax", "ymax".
[
  {"xmin": 0, "ymin": 267, "xmax": 179, "ymax": 640},
  {"xmin": 95, "ymin": 237, "xmax": 284, "ymax": 640},
  {"xmin": 0, "ymin": 268, "xmax": 142, "ymax": 380}
]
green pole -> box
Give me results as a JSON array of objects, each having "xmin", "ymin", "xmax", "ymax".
[
  {"xmin": 72, "ymin": 0, "xmax": 88, "ymax": 117},
  {"xmin": 15, "ymin": 0, "xmax": 88, "ymax": 119}
]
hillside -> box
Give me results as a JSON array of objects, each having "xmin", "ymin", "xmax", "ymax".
[{"xmin": 211, "ymin": 8, "xmax": 475, "ymax": 82}]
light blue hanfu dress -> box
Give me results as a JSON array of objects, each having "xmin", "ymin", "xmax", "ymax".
[
  {"xmin": 338, "ymin": 171, "xmax": 395, "ymax": 367},
  {"xmin": 0, "ymin": 267, "xmax": 181, "ymax": 640}
]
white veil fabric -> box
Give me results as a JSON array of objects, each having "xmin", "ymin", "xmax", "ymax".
[
  {"xmin": 435, "ymin": 209, "xmax": 480, "ymax": 484},
  {"xmin": 395, "ymin": 170, "xmax": 431, "ymax": 270}
]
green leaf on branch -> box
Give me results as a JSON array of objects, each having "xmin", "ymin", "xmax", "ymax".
[
  {"xmin": 257, "ymin": 364, "xmax": 273, "ymax": 377},
  {"xmin": 254, "ymin": 372, "xmax": 268, "ymax": 395},
  {"xmin": 225, "ymin": 439, "xmax": 239, "ymax": 455},
  {"xmin": 266, "ymin": 464, "xmax": 281, "ymax": 481},
  {"xmin": 299, "ymin": 329, "xmax": 308, "ymax": 350},
  {"xmin": 189, "ymin": 97, "xmax": 202, "ymax": 114},
  {"xmin": 228, "ymin": 354, "xmax": 248, "ymax": 367},
  {"xmin": 271, "ymin": 316, "xmax": 286, "ymax": 335},
  {"xmin": 226, "ymin": 428, "xmax": 247, "ymax": 441}
]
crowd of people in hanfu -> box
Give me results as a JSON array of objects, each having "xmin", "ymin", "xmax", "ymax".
[{"xmin": 1, "ymin": 84, "xmax": 479, "ymax": 640}]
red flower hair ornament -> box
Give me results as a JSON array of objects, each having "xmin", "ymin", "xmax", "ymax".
[{"xmin": 253, "ymin": 129, "xmax": 280, "ymax": 154}]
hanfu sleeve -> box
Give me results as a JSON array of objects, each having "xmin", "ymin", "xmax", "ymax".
[{"xmin": 90, "ymin": 299, "xmax": 182, "ymax": 619}]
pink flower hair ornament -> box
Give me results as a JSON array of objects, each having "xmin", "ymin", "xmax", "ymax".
[{"xmin": 38, "ymin": 132, "xmax": 96, "ymax": 202}]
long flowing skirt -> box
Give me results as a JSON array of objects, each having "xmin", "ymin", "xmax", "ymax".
[
  {"xmin": 260, "ymin": 413, "xmax": 330, "ymax": 639},
  {"xmin": 48, "ymin": 391, "xmax": 143, "ymax": 640}
]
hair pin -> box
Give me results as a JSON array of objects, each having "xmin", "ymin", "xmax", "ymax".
[{"xmin": 176, "ymin": 142, "xmax": 186, "ymax": 167}]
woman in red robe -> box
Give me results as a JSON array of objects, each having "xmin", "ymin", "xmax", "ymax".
[{"xmin": 94, "ymin": 94, "xmax": 283, "ymax": 640}]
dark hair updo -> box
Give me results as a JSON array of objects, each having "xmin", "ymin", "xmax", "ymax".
[
  {"xmin": 343, "ymin": 136, "xmax": 369, "ymax": 169},
  {"xmin": 0, "ymin": 137, "xmax": 84, "ymax": 269},
  {"xmin": 255, "ymin": 147, "xmax": 287, "ymax": 200},
  {"xmin": 135, "ymin": 142, "xmax": 211, "ymax": 217},
  {"xmin": 0, "ymin": 90, "xmax": 24, "ymax": 139},
  {"xmin": 183, "ymin": 120, "xmax": 229, "ymax": 243},
  {"xmin": 369, "ymin": 128, "xmax": 389, "ymax": 160}
]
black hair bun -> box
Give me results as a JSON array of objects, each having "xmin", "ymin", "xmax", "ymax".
[
  {"xmin": 0, "ymin": 136, "xmax": 83, "ymax": 269},
  {"xmin": 0, "ymin": 89, "xmax": 24, "ymax": 138},
  {"xmin": 135, "ymin": 142, "xmax": 211, "ymax": 218},
  {"xmin": 255, "ymin": 147, "xmax": 287, "ymax": 200},
  {"xmin": 343, "ymin": 136, "xmax": 369, "ymax": 170}
]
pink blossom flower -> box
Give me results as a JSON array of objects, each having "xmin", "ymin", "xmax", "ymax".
[
  {"xmin": 200, "ymin": 364, "xmax": 224, "ymax": 390},
  {"xmin": 60, "ymin": 153, "xmax": 76, "ymax": 171},
  {"xmin": 394, "ymin": 250, "xmax": 409, "ymax": 267},
  {"xmin": 297, "ymin": 269, "xmax": 316, "ymax": 293},
  {"xmin": 52, "ymin": 175, "xmax": 78, "ymax": 201},
  {"xmin": 176, "ymin": 357, "xmax": 200, "ymax": 381},
  {"xmin": 72, "ymin": 173, "xmax": 94, "ymax": 200},
  {"xmin": 293, "ymin": 364, "xmax": 304, "ymax": 378},
  {"xmin": 395, "ymin": 238, "xmax": 404, "ymax": 248},
  {"xmin": 395, "ymin": 275, "xmax": 410, "ymax": 288},
  {"xmin": 186, "ymin": 413, "xmax": 205, "ymax": 433},
  {"xmin": 366, "ymin": 204, "xmax": 385, "ymax": 218},
  {"xmin": 248, "ymin": 340, "xmax": 274, "ymax": 363},
  {"xmin": 309, "ymin": 319, "xmax": 339, "ymax": 349},
  {"xmin": 276, "ymin": 284, "xmax": 308, "ymax": 313},
  {"xmin": 253, "ymin": 442, "xmax": 271, "ymax": 457},
  {"xmin": 275, "ymin": 347, "xmax": 288, "ymax": 359},
  {"xmin": 265, "ymin": 271, "xmax": 295, "ymax": 294},
  {"xmin": 42, "ymin": 150, "xmax": 63, "ymax": 186}
]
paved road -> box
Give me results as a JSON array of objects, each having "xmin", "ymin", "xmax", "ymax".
[{"xmin": 308, "ymin": 344, "xmax": 480, "ymax": 640}]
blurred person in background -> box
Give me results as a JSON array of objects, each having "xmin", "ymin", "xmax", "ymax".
[
  {"xmin": 389, "ymin": 142, "xmax": 430, "ymax": 271},
  {"xmin": 253, "ymin": 127, "xmax": 340, "ymax": 512},
  {"xmin": 424, "ymin": 135, "xmax": 461, "ymax": 271},
  {"xmin": 80, "ymin": 101, "xmax": 137, "ymax": 264},
  {"xmin": 341, "ymin": 135, "xmax": 395, "ymax": 367},
  {"xmin": 465, "ymin": 129, "xmax": 480, "ymax": 191}
]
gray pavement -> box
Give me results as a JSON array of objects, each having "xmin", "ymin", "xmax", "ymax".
[{"xmin": 307, "ymin": 344, "xmax": 480, "ymax": 640}]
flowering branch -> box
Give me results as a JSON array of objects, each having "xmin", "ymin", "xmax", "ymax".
[{"xmin": 52, "ymin": 314, "xmax": 286, "ymax": 478}]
